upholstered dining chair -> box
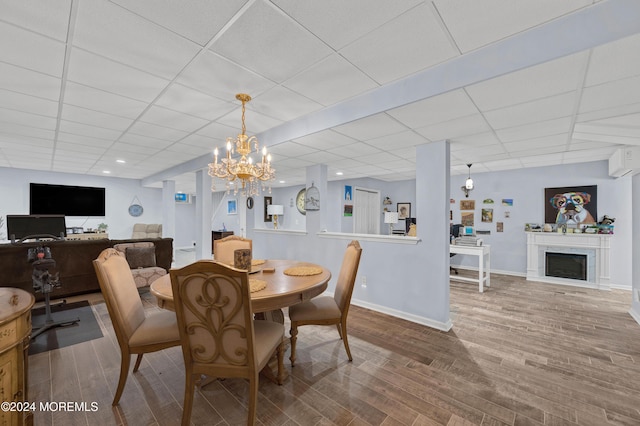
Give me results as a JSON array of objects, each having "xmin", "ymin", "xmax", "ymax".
[
  {"xmin": 170, "ymin": 260, "xmax": 285, "ymax": 426},
  {"xmin": 213, "ymin": 235, "xmax": 252, "ymax": 265},
  {"xmin": 93, "ymin": 248, "xmax": 180, "ymax": 406},
  {"xmin": 288, "ymin": 240, "xmax": 362, "ymax": 367}
]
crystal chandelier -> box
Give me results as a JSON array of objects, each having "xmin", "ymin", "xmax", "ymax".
[{"xmin": 208, "ymin": 93, "xmax": 275, "ymax": 196}]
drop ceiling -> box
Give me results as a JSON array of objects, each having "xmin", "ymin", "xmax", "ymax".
[{"xmin": 1, "ymin": 0, "xmax": 640, "ymax": 194}]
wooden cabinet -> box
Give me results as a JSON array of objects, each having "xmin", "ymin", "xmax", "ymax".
[{"xmin": 0, "ymin": 288, "xmax": 34, "ymax": 426}]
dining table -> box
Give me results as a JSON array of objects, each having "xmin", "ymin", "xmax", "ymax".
[{"xmin": 149, "ymin": 259, "xmax": 331, "ymax": 383}]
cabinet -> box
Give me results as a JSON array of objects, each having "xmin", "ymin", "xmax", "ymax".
[{"xmin": 0, "ymin": 288, "xmax": 34, "ymax": 426}]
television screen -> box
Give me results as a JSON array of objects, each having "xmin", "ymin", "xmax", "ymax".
[
  {"xmin": 30, "ymin": 183, "xmax": 105, "ymax": 216},
  {"xmin": 6, "ymin": 215, "xmax": 66, "ymax": 241}
]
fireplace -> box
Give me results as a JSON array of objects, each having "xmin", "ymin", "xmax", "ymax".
[
  {"xmin": 545, "ymin": 252, "xmax": 587, "ymax": 281},
  {"xmin": 526, "ymin": 232, "xmax": 611, "ymax": 290}
]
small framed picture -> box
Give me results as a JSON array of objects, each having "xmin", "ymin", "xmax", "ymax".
[
  {"xmin": 227, "ymin": 199, "xmax": 237, "ymax": 215},
  {"xmin": 264, "ymin": 196, "xmax": 273, "ymax": 222},
  {"xmin": 397, "ymin": 203, "xmax": 411, "ymax": 220}
]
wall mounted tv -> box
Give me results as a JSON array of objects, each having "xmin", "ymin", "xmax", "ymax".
[
  {"xmin": 6, "ymin": 215, "xmax": 67, "ymax": 241},
  {"xmin": 30, "ymin": 183, "xmax": 106, "ymax": 216}
]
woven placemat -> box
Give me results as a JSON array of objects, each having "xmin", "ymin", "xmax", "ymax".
[
  {"xmin": 252, "ymin": 259, "xmax": 266, "ymax": 266},
  {"xmin": 249, "ymin": 279, "xmax": 267, "ymax": 293},
  {"xmin": 283, "ymin": 266, "xmax": 323, "ymax": 276}
]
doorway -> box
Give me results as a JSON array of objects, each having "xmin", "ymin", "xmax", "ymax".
[{"xmin": 353, "ymin": 187, "xmax": 380, "ymax": 234}]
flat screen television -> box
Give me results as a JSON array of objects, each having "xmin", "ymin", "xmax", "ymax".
[
  {"xmin": 30, "ymin": 183, "xmax": 106, "ymax": 216},
  {"xmin": 6, "ymin": 215, "xmax": 67, "ymax": 241}
]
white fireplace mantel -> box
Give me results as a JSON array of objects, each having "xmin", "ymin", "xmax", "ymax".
[{"xmin": 526, "ymin": 231, "xmax": 612, "ymax": 290}]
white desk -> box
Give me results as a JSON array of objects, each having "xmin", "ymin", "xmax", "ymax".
[{"xmin": 450, "ymin": 244, "xmax": 491, "ymax": 292}]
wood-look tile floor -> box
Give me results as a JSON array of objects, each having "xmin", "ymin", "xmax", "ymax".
[{"xmin": 28, "ymin": 274, "xmax": 640, "ymax": 426}]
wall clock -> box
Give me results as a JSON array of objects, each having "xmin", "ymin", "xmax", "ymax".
[
  {"xmin": 128, "ymin": 195, "xmax": 144, "ymax": 217},
  {"xmin": 296, "ymin": 188, "xmax": 306, "ymax": 215},
  {"xmin": 128, "ymin": 204, "xmax": 143, "ymax": 217},
  {"xmin": 246, "ymin": 196, "xmax": 254, "ymax": 209}
]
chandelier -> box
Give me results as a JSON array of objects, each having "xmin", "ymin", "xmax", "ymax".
[{"xmin": 208, "ymin": 93, "xmax": 275, "ymax": 196}]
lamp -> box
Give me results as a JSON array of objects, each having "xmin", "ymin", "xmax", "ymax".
[
  {"xmin": 461, "ymin": 163, "xmax": 474, "ymax": 198},
  {"xmin": 267, "ymin": 204, "xmax": 284, "ymax": 230},
  {"xmin": 384, "ymin": 211, "xmax": 398, "ymax": 235},
  {"xmin": 208, "ymin": 93, "xmax": 276, "ymax": 196}
]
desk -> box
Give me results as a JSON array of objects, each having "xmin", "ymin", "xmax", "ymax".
[
  {"xmin": 450, "ymin": 244, "xmax": 491, "ymax": 292},
  {"xmin": 150, "ymin": 259, "xmax": 331, "ymax": 316}
]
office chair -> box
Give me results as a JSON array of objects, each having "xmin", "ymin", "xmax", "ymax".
[{"xmin": 450, "ymin": 224, "xmax": 462, "ymax": 275}]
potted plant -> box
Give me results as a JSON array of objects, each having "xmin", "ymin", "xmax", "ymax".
[{"xmin": 98, "ymin": 223, "xmax": 108, "ymax": 233}]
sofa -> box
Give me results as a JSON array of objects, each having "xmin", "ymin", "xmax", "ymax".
[
  {"xmin": 113, "ymin": 241, "xmax": 167, "ymax": 288},
  {"xmin": 0, "ymin": 238, "xmax": 173, "ymax": 301},
  {"xmin": 132, "ymin": 223, "xmax": 162, "ymax": 239}
]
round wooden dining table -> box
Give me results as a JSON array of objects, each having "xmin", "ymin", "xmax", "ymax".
[{"xmin": 150, "ymin": 259, "xmax": 331, "ymax": 318}]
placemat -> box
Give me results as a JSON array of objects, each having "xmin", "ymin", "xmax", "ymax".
[
  {"xmin": 249, "ymin": 278, "xmax": 267, "ymax": 292},
  {"xmin": 252, "ymin": 259, "xmax": 266, "ymax": 266},
  {"xmin": 283, "ymin": 266, "xmax": 323, "ymax": 276}
]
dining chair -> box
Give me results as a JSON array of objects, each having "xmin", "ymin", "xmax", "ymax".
[
  {"xmin": 93, "ymin": 248, "xmax": 181, "ymax": 406},
  {"xmin": 170, "ymin": 260, "xmax": 285, "ymax": 426},
  {"xmin": 213, "ymin": 235, "xmax": 252, "ymax": 265},
  {"xmin": 288, "ymin": 240, "xmax": 362, "ymax": 366}
]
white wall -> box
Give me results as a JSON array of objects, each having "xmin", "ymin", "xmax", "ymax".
[
  {"xmin": 631, "ymin": 172, "xmax": 640, "ymax": 324},
  {"xmin": 0, "ymin": 167, "xmax": 162, "ymax": 240}
]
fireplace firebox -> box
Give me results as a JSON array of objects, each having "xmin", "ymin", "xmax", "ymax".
[{"xmin": 545, "ymin": 252, "xmax": 587, "ymax": 281}]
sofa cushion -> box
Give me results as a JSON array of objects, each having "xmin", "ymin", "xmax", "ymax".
[{"xmin": 125, "ymin": 246, "xmax": 157, "ymax": 269}]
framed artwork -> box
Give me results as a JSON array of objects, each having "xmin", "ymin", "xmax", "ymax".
[
  {"xmin": 344, "ymin": 185, "xmax": 352, "ymax": 201},
  {"xmin": 497, "ymin": 222, "xmax": 504, "ymax": 232},
  {"xmin": 544, "ymin": 185, "xmax": 597, "ymax": 225},
  {"xmin": 461, "ymin": 212, "xmax": 474, "ymax": 226},
  {"xmin": 227, "ymin": 199, "xmax": 237, "ymax": 215},
  {"xmin": 460, "ymin": 200, "xmax": 475, "ymax": 210},
  {"xmin": 481, "ymin": 208, "xmax": 493, "ymax": 223},
  {"xmin": 344, "ymin": 205, "xmax": 353, "ymax": 217},
  {"xmin": 397, "ymin": 203, "xmax": 411, "ymax": 220},
  {"xmin": 264, "ymin": 196, "xmax": 273, "ymax": 222},
  {"xmin": 502, "ymin": 199, "xmax": 513, "ymax": 206}
]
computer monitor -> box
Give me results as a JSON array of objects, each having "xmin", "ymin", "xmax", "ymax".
[
  {"xmin": 451, "ymin": 224, "xmax": 462, "ymax": 237},
  {"xmin": 462, "ymin": 226, "xmax": 475, "ymax": 236}
]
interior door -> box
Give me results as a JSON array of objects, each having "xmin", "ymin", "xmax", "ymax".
[{"xmin": 353, "ymin": 187, "xmax": 380, "ymax": 234}]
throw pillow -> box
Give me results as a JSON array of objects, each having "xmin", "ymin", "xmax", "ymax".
[{"xmin": 125, "ymin": 246, "xmax": 156, "ymax": 269}]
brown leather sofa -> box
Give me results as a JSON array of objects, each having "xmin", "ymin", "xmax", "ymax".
[{"xmin": 0, "ymin": 238, "xmax": 173, "ymax": 301}]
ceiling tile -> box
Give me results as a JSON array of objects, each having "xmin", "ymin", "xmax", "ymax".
[
  {"xmin": 434, "ymin": 0, "xmax": 593, "ymax": 53},
  {"xmin": 0, "ymin": 108, "xmax": 57, "ymax": 130},
  {"xmin": 366, "ymin": 130, "xmax": 429, "ymax": 150},
  {"xmin": 210, "ymin": 0, "xmax": 333, "ymax": 83},
  {"xmin": 0, "ymin": 22, "xmax": 66, "ymax": 77},
  {"xmin": 155, "ymin": 83, "xmax": 234, "ymax": 120},
  {"xmin": 0, "ymin": 62, "xmax": 61, "ymax": 101},
  {"xmin": 292, "ymin": 130, "xmax": 358, "ymax": 151},
  {"xmin": 73, "ymin": 0, "xmax": 201, "ymax": 80},
  {"xmin": 579, "ymin": 74, "xmax": 640, "ymax": 114},
  {"xmin": 388, "ymin": 90, "xmax": 479, "ymax": 129},
  {"xmin": 61, "ymin": 104, "xmax": 134, "ymax": 132},
  {"xmin": 63, "ymin": 81, "xmax": 148, "ymax": 118},
  {"xmin": 0, "ymin": 0, "xmax": 72, "ymax": 41},
  {"xmin": 585, "ymin": 32, "xmax": 640, "ymax": 87},
  {"xmin": 333, "ymin": 113, "xmax": 408, "ymax": 141},
  {"xmin": 128, "ymin": 121, "xmax": 189, "ymax": 142},
  {"xmin": 283, "ymin": 54, "xmax": 379, "ymax": 107},
  {"xmin": 483, "ymin": 92, "xmax": 577, "ymax": 130},
  {"xmin": 495, "ymin": 117, "xmax": 572, "ymax": 143},
  {"xmin": 340, "ymin": 3, "xmax": 458, "ymax": 84},
  {"xmin": 466, "ymin": 52, "xmax": 588, "ymax": 111},
  {"xmin": 67, "ymin": 49, "xmax": 170, "ymax": 103},
  {"xmin": 58, "ymin": 120, "xmax": 121, "ymax": 141},
  {"xmin": 110, "ymin": 0, "xmax": 248, "ymax": 46},
  {"xmin": 139, "ymin": 105, "xmax": 209, "ymax": 133},
  {"xmin": 273, "ymin": 0, "xmax": 422, "ymax": 50},
  {"xmin": 252, "ymin": 86, "xmax": 323, "ymax": 122}
]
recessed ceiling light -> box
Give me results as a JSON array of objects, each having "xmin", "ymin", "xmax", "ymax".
[
  {"xmin": 279, "ymin": 180, "xmax": 286, "ymax": 184},
  {"xmin": 336, "ymin": 171, "xmax": 344, "ymax": 176},
  {"xmin": 102, "ymin": 170, "xmax": 111, "ymax": 174},
  {"xmin": 116, "ymin": 159, "xmax": 126, "ymax": 164}
]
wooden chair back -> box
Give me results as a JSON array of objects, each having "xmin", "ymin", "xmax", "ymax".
[
  {"xmin": 213, "ymin": 235, "xmax": 252, "ymax": 265},
  {"xmin": 333, "ymin": 240, "xmax": 362, "ymax": 317}
]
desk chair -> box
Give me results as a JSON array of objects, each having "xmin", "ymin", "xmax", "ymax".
[
  {"xmin": 450, "ymin": 224, "xmax": 462, "ymax": 275},
  {"xmin": 171, "ymin": 260, "xmax": 284, "ymax": 426},
  {"xmin": 289, "ymin": 241, "xmax": 362, "ymax": 366},
  {"xmin": 93, "ymin": 249, "xmax": 180, "ymax": 406}
]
